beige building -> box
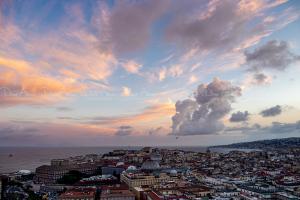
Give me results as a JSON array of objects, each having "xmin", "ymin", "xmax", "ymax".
[{"xmin": 121, "ymin": 172, "xmax": 171, "ymax": 188}]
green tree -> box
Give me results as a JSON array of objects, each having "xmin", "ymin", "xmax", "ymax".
[{"xmin": 57, "ymin": 170, "xmax": 85, "ymax": 185}]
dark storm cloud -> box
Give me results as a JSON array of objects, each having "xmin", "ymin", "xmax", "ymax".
[
  {"xmin": 230, "ymin": 111, "xmax": 249, "ymax": 122},
  {"xmin": 260, "ymin": 105, "xmax": 282, "ymax": 117},
  {"xmin": 245, "ymin": 40, "xmax": 300, "ymax": 71},
  {"xmin": 115, "ymin": 125, "xmax": 134, "ymax": 136},
  {"xmin": 171, "ymin": 78, "xmax": 241, "ymax": 135}
]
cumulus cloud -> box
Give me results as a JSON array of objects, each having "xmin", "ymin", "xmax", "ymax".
[
  {"xmin": 115, "ymin": 125, "xmax": 134, "ymax": 136},
  {"xmin": 230, "ymin": 111, "xmax": 249, "ymax": 122},
  {"xmin": 260, "ymin": 105, "xmax": 282, "ymax": 117},
  {"xmin": 245, "ymin": 40, "xmax": 300, "ymax": 71},
  {"xmin": 171, "ymin": 78, "xmax": 241, "ymax": 135}
]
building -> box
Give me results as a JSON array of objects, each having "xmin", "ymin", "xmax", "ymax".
[
  {"xmin": 100, "ymin": 185, "xmax": 135, "ymax": 200},
  {"xmin": 141, "ymin": 153, "xmax": 162, "ymax": 171},
  {"xmin": 121, "ymin": 172, "xmax": 172, "ymax": 188},
  {"xmin": 102, "ymin": 166, "xmax": 125, "ymax": 176},
  {"xmin": 0, "ymin": 175, "xmax": 8, "ymax": 200},
  {"xmin": 59, "ymin": 187, "xmax": 96, "ymax": 200},
  {"xmin": 51, "ymin": 159, "xmax": 70, "ymax": 166},
  {"xmin": 35, "ymin": 160, "xmax": 100, "ymax": 184},
  {"xmin": 144, "ymin": 186, "xmax": 212, "ymax": 200}
]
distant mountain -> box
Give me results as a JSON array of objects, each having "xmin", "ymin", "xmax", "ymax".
[{"xmin": 211, "ymin": 137, "xmax": 300, "ymax": 149}]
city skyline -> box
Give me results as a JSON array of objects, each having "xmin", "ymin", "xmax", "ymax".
[{"xmin": 0, "ymin": 0, "xmax": 300, "ymax": 146}]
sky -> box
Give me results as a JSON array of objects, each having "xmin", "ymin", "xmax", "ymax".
[{"xmin": 0, "ymin": 0, "xmax": 300, "ymax": 146}]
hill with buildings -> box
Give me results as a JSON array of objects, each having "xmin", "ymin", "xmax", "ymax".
[{"xmin": 211, "ymin": 137, "xmax": 300, "ymax": 149}]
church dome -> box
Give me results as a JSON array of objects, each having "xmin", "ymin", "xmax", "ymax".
[
  {"xmin": 141, "ymin": 160, "xmax": 160, "ymax": 170},
  {"xmin": 170, "ymin": 169, "xmax": 177, "ymax": 175},
  {"xmin": 127, "ymin": 165, "xmax": 137, "ymax": 171},
  {"xmin": 116, "ymin": 162, "xmax": 124, "ymax": 167},
  {"xmin": 150, "ymin": 153, "xmax": 162, "ymax": 161}
]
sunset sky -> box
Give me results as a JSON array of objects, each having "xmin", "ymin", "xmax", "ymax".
[{"xmin": 0, "ymin": 0, "xmax": 300, "ymax": 146}]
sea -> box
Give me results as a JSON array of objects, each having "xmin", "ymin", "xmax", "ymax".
[{"xmin": 0, "ymin": 146, "xmax": 257, "ymax": 174}]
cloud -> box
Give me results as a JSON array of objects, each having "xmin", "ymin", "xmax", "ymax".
[
  {"xmin": 165, "ymin": 0, "xmax": 291, "ymax": 54},
  {"xmin": 156, "ymin": 65, "xmax": 184, "ymax": 82},
  {"xmin": 245, "ymin": 40, "xmax": 300, "ymax": 71},
  {"xmin": 171, "ymin": 78, "xmax": 241, "ymax": 135},
  {"xmin": 97, "ymin": 0, "xmax": 169, "ymax": 54},
  {"xmin": 56, "ymin": 106, "xmax": 73, "ymax": 112},
  {"xmin": 158, "ymin": 69, "xmax": 167, "ymax": 81},
  {"xmin": 122, "ymin": 86, "xmax": 132, "ymax": 96},
  {"xmin": 0, "ymin": 3, "xmax": 120, "ymax": 107},
  {"xmin": 168, "ymin": 65, "xmax": 183, "ymax": 77},
  {"xmin": 251, "ymin": 73, "xmax": 272, "ymax": 85},
  {"xmin": 115, "ymin": 125, "xmax": 134, "ymax": 136},
  {"xmin": 60, "ymin": 103, "xmax": 175, "ymax": 131},
  {"xmin": 188, "ymin": 75, "xmax": 198, "ymax": 84},
  {"xmin": 122, "ymin": 60, "xmax": 142, "ymax": 74},
  {"xmin": 226, "ymin": 120, "xmax": 300, "ymax": 134},
  {"xmin": 0, "ymin": 124, "xmax": 39, "ymax": 141},
  {"xmin": 260, "ymin": 105, "xmax": 282, "ymax": 117},
  {"xmin": 148, "ymin": 126, "xmax": 167, "ymax": 135},
  {"xmin": 0, "ymin": 56, "xmax": 86, "ymax": 106},
  {"xmin": 230, "ymin": 111, "xmax": 249, "ymax": 122},
  {"xmin": 268, "ymin": 121, "xmax": 300, "ymax": 134},
  {"xmin": 241, "ymin": 73, "xmax": 272, "ymax": 88},
  {"xmin": 225, "ymin": 123, "xmax": 261, "ymax": 133}
]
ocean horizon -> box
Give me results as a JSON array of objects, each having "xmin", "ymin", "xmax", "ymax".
[{"xmin": 0, "ymin": 146, "xmax": 209, "ymax": 173}]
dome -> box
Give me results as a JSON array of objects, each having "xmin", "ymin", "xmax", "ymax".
[
  {"xmin": 141, "ymin": 160, "xmax": 160, "ymax": 170},
  {"xmin": 17, "ymin": 170, "xmax": 32, "ymax": 175},
  {"xmin": 170, "ymin": 169, "xmax": 177, "ymax": 175},
  {"xmin": 116, "ymin": 162, "xmax": 124, "ymax": 167},
  {"xmin": 150, "ymin": 153, "xmax": 162, "ymax": 161},
  {"xmin": 127, "ymin": 165, "xmax": 137, "ymax": 171}
]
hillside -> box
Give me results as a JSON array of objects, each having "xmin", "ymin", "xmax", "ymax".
[{"xmin": 211, "ymin": 137, "xmax": 300, "ymax": 149}]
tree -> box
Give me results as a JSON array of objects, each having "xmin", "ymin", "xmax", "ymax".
[{"xmin": 57, "ymin": 170, "xmax": 85, "ymax": 185}]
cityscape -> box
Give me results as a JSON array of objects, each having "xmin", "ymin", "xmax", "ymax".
[
  {"xmin": 1, "ymin": 141, "xmax": 300, "ymax": 199},
  {"xmin": 1, "ymin": 0, "xmax": 300, "ymax": 199}
]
